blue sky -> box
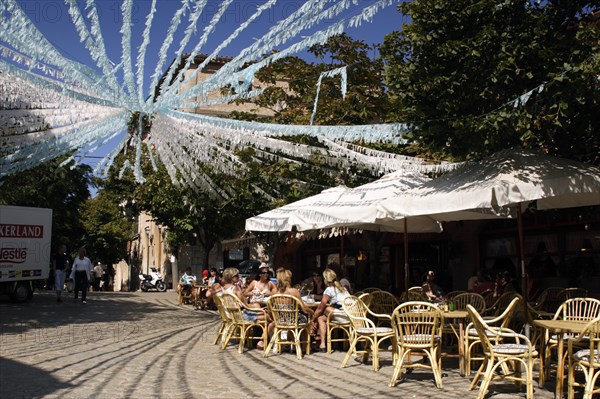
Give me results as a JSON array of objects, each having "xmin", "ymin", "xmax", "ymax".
[{"xmin": 12, "ymin": 0, "xmax": 407, "ymax": 175}]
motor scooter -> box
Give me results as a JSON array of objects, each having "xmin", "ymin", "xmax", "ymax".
[{"xmin": 139, "ymin": 267, "xmax": 167, "ymax": 292}]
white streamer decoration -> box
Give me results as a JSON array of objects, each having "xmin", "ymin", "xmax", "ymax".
[{"xmin": 1, "ymin": 0, "xmax": 468, "ymax": 197}]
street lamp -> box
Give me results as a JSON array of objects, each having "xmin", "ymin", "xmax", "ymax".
[{"xmin": 144, "ymin": 226, "xmax": 150, "ymax": 275}]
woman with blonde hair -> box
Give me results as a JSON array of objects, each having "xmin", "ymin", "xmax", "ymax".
[
  {"xmin": 269, "ymin": 269, "xmax": 314, "ymax": 329},
  {"xmin": 311, "ymin": 268, "xmax": 350, "ymax": 352}
]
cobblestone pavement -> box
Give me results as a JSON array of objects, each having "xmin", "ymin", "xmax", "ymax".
[{"xmin": 0, "ymin": 290, "xmax": 558, "ymax": 399}]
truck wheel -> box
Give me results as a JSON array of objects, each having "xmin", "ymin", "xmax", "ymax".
[
  {"xmin": 156, "ymin": 281, "xmax": 167, "ymax": 292},
  {"xmin": 11, "ymin": 282, "xmax": 32, "ymax": 303}
]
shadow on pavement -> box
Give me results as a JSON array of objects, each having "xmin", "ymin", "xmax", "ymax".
[
  {"xmin": 0, "ymin": 290, "xmax": 194, "ymax": 336},
  {"xmin": 0, "ymin": 357, "xmax": 73, "ymax": 396}
]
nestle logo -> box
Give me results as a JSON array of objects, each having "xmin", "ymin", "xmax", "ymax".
[{"xmin": 0, "ymin": 248, "xmax": 27, "ymax": 263}]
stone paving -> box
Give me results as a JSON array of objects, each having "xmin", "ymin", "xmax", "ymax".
[{"xmin": 0, "ymin": 290, "xmax": 559, "ymax": 399}]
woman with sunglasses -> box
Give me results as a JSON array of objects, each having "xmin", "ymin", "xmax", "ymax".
[{"xmin": 244, "ymin": 266, "xmax": 276, "ymax": 304}]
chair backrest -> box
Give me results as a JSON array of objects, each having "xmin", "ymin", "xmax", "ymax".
[
  {"xmin": 487, "ymin": 291, "xmax": 519, "ymax": 317},
  {"xmin": 268, "ymin": 294, "xmax": 305, "ymax": 328},
  {"xmin": 400, "ymin": 288, "xmax": 428, "ymax": 303},
  {"xmin": 446, "ymin": 290, "xmax": 467, "ymax": 301},
  {"xmin": 213, "ymin": 293, "xmax": 232, "ymax": 322},
  {"xmin": 559, "ymin": 287, "xmax": 588, "ymax": 302},
  {"xmin": 452, "ymin": 292, "xmax": 485, "ymax": 313},
  {"xmin": 369, "ymin": 290, "xmax": 400, "ymax": 315},
  {"xmin": 361, "ymin": 287, "xmax": 380, "ymax": 293},
  {"xmin": 466, "ymin": 304, "xmax": 496, "ymax": 356},
  {"xmin": 392, "ymin": 301, "xmax": 443, "ymax": 348},
  {"xmin": 220, "ymin": 293, "xmax": 245, "ymax": 324},
  {"xmin": 482, "ymin": 290, "xmax": 496, "ymax": 308},
  {"xmin": 555, "ymin": 297, "xmax": 600, "ymax": 322},
  {"xmin": 539, "ymin": 287, "xmax": 564, "ymax": 313},
  {"xmin": 576, "ymin": 317, "xmax": 600, "ymax": 363},
  {"xmin": 358, "ymin": 292, "xmax": 372, "ymax": 308},
  {"xmin": 342, "ymin": 295, "xmax": 371, "ymax": 330},
  {"xmin": 485, "ymin": 295, "xmax": 522, "ymax": 331}
]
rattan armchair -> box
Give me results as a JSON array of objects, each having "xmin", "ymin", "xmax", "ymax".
[
  {"xmin": 466, "ymin": 304, "xmax": 537, "ymax": 399},
  {"xmin": 559, "ymin": 287, "xmax": 589, "ymax": 303},
  {"xmin": 446, "ymin": 290, "xmax": 467, "ymax": 301},
  {"xmin": 341, "ymin": 295, "xmax": 395, "ymax": 371},
  {"xmin": 465, "ymin": 295, "xmax": 522, "ymax": 376},
  {"xmin": 219, "ymin": 293, "xmax": 268, "ymax": 354},
  {"xmin": 567, "ymin": 317, "xmax": 600, "ymax": 399},
  {"xmin": 212, "ymin": 294, "xmax": 233, "ymax": 347},
  {"xmin": 265, "ymin": 294, "xmax": 312, "ymax": 360},
  {"xmin": 369, "ymin": 290, "xmax": 400, "ymax": 315},
  {"xmin": 542, "ymin": 297, "xmax": 600, "ymax": 382},
  {"xmin": 484, "ymin": 291, "xmax": 519, "ymax": 317},
  {"xmin": 389, "ymin": 301, "xmax": 444, "ymax": 388},
  {"xmin": 326, "ymin": 308, "xmax": 351, "ymax": 354}
]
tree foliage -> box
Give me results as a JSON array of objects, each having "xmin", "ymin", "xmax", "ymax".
[
  {"xmin": 231, "ymin": 33, "xmax": 391, "ymax": 126},
  {"xmin": 0, "ymin": 157, "xmax": 92, "ymax": 252},
  {"xmin": 380, "ymin": 0, "xmax": 599, "ymax": 163},
  {"xmin": 80, "ymin": 183, "xmax": 136, "ymax": 265}
]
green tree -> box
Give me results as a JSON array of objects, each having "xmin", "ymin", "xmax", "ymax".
[
  {"xmin": 80, "ymin": 187, "xmax": 136, "ymax": 265},
  {"xmin": 232, "ymin": 33, "xmax": 391, "ymax": 126},
  {"xmin": 380, "ymin": 0, "xmax": 599, "ymax": 163},
  {"xmin": 0, "ymin": 157, "xmax": 92, "ymax": 251}
]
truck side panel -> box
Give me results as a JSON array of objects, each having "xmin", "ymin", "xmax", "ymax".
[{"xmin": 0, "ymin": 206, "xmax": 52, "ymax": 283}]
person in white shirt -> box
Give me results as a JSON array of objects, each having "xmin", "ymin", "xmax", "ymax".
[
  {"xmin": 311, "ymin": 268, "xmax": 350, "ymax": 352},
  {"xmin": 69, "ymin": 247, "xmax": 94, "ymax": 304},
  {"xmin": 93, "ymin": 262, "xmax": 104, "ymax": 291}
]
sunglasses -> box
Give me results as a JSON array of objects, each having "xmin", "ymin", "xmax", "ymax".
[{"xmin": 260, "ymin": 271, "xmax": 269, "ymax": 274}]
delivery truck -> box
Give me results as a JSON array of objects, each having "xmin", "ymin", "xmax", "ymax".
[{"xmin": 0, "ymin": 205, "xmax": 52, "ymax": 302}]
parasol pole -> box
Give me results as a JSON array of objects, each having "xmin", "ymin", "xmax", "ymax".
[
  {"xmin": 404, "ymin": 218, "xmax": 409, "ymax": 293},
  {"xmin": 517, "ymin": 202, "xmax": 528, "ymax": 301}
]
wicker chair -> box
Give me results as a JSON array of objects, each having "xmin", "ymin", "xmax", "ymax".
[
  {"xmin": 389, "ymin": 301, "xmax": 444, "ymax": 388},
  {"xmin": 453, "ymin": 292, "xmax": 486, "ymax": 312},
  {"xmin": 443, "ymin": 292, "xmax": 486, "ymax": 358},
  {"xmin": 466, "ymin": 304, "xmax": 537, "ymax": 399},
  {"xmin": 212, "ymin": 294, "xmax": 233, "ymax": 347},
  {"xmin": 326, "ymin": 308, "xmax": 351, "ymax": 354},
  {"xmin": 369, "ymin": 290, "xmax": 400, "ymax": 315},
  {"xmin": 484, "ymin": 291, "xmax": 519, "ymax": 318},
  {"xmin": 465, "ymin": 295, "xmax": 522, "ymax": 376},
  {"xmin": 265, "ymin": 294, "xmax": 312, "ymax": 360},
  {"xmin": 542, "ymin": 297, "xmax": 600, "ymax": 382},
  {"xmin": 536, "ymin": 287, "xmax": 564, "ymax": 313},
  {"xmin": 341, "ymin": 295, "xmax": 395, "ymax": 371},
  {"xmin": 559, "ymin": 287, "xmax": 588, "ymax": 302},
  {"xmin": 400, "ymin": 288, "xmax": 428, "ymax": 303},
  {"xmin": 446, "ymin": 290, "xmax": 467, "ymax": 301},
  {"xmin": 219, "ymin": 293, "xmax": 268, "ymax": 354},
  {"xmin": 177, "ymin": 282, "xmax": 196, "ymax": 306},
  {"xmin": 361, "ymin": 287, "xmax": 381, "ymax": 294},
  {"xmin": 567, "ymin": 317, "xmax": 600, "ymax": 399}
]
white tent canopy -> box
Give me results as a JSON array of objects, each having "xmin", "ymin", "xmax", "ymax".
[
  {"xmin": 375, "ymin": 148, "xmax": 600, "ymax": 298},
  {"xmin": 376, "ymin": 148, "xmax": 600, "ymax": 223},
  {"xmin": 246, "ymin": 170, "xmax": 443, "ymax": 233}
]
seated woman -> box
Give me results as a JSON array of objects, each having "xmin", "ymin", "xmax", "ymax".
[
  {"xmin": 269, "ymin": 269, "xmax": 315, "ymax": 342},
  {"xmin": 205, "ymin": 268, "xmax": 223, "ymax": 307},
  {"xmin": 422, "ymin": 270, "xmax": 444, "ymax": 302},
  {"xmin": 244, "ymin": 266, "xmax": 276, "ymax": 304},
  {"xmin": 310, "ymin": 271, "xmax": 325, "ymax": 302},
  {"xmin": 218, "ymin": 267, "xmax": 269, "ymax": 347},
  {"xmin": 178, "ymin": 267, "xmax": 197, "ymax": 304},
  {"xmin": 311, "ymin": 268, "xmax": 350, "ymax": 352}
]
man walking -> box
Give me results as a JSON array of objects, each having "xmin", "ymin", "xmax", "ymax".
[{"xmin": 53, "ymin": 244, "xmax": 71, "ymax": 303}]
